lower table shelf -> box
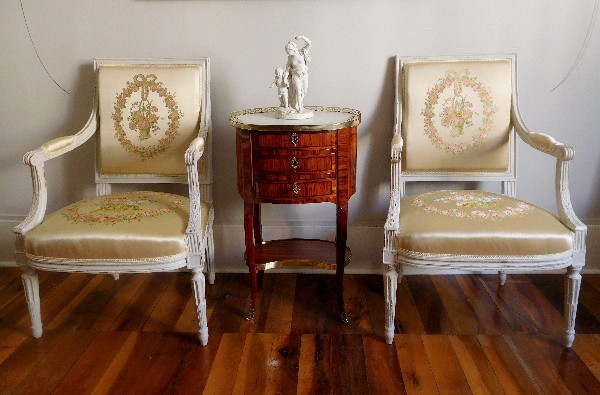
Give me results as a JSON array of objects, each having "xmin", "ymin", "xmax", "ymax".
[{"xmin": 251, "ymin": 239, "xmax": 352, "ymax": 271}]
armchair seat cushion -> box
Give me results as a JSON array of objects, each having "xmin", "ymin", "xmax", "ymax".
[
  {"xmin": 396, "ymin": 190, "xmax": 573, "ymax": 258},
  {"xmin": 24, "ymin": 191, "xmax": 211, "ymax": 262}
]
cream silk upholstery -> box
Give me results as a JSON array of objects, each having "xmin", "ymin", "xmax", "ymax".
[
  {"xmin": 98, "ymin": 64, "xmax": 202, "ymax": 177},
  {"xmin": 398, "ymin": 190, "xmax": 572, "ymax": 258},
  {"xmin": 383, "ymin": 55, "xmax": 586, "ymax": 349},
  {"xmin": 14, "ymin": 59, "xmax": 214, "ymax": 346},
  {"xmin": 402, "ymin": 60, "xmax": 512, "ymax": 173},
  {"xmin": 24, "ymin": 192, "xmax": 210, "ymax": 262}
]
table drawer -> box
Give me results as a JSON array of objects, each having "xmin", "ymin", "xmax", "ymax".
[
  {"xmin": 255, "ymin": 180, "xmax": 335, "ymax": 200},
  {"xmin": 255, "ymin": 155, "xmax": 335, "ymax": 174},
  {"xmin": 254, "ymin": 172, "xmax": 335, "ymax": 182},
  {"xmin": 254, "ymin": 131, "xmax": 335, "ymax": 148}
]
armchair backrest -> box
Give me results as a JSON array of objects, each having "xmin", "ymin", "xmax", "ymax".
[
  {"xmin": 94, "ymin": 59, "xmax": 211, "ymax": 186},
  {"xmin": 396, "ymin": 55, "xmax": 515, "ymax": 182}
]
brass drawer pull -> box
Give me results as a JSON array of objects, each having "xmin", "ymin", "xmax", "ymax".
[
  {"xmin": 291, "ymin": 157, "xmax": 299, "ymax": 171},
  {"xmin": 292, "ymin": 182, "xmax": 300, "ymax": 196},
  {"xmin": 290, "ymin": 133, "xmax": 298, "ymax": 146}
]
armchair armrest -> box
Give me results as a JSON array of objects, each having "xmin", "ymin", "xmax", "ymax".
[
  {"xmin": 41, "ymin": 135, "xmax": 76, "ymax": 154},
  {"xmin": 14, "ymin": 111, "xmax": 98, "ymax": 237},
  {"xmin": 511, "ymin": 108, "xmax": 586, "ymax": 253},
  {"xmin": 512, "ymin": 110, "xmax": 574, "ymax": 160}
]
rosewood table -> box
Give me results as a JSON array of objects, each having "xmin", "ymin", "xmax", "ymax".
[{"xmin": 231, "ymin": 106, "xmax": 360, "ymax": 322}]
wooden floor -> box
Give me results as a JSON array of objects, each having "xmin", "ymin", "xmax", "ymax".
[{"xmin": 2, "ymin": 268, "xmax": 600, "ymax": 394}]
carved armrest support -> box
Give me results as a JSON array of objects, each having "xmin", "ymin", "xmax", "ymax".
[
  {"xmin": 15, "ymin": 141, "xmax": 76, "ymax": 237},
  {"xmin": 386, "ymin": 133, "xmax": 404, "ymax": 236},
  {"xmin": 512, "ymin": 110, "xmax": 586, "ymax": 252},
  {"xmin": 556, "ymin": 160, "xmax": 587, "ymax": 254},
  {"xmin": 384, "ymin": 194, "xmax": 400, "ymax": 232},
  {"xmin": 383, "ymin": 195, "xmax": 400, "ymax": 264},
  {"xmin": 185, "ymin": 136, "xmax": 206, "ymax": 239},
  {"xmin": 13, "ymin": 160, "xmax": 47, "ymax": 237}
]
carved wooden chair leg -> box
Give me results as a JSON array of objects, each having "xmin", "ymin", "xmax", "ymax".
[
  {"xmin": 21, "ymin": 267, "xmax": 42, "ymax": 338},
  {"xmin": 564, "ymin": 265, "xmax": 582, "ymax": 348},
  {"xmin": 384, "ymin": 265, "xmax": 398, "ymax": 344},
  {"xmin": 191, "ymin": 267, "xmax": 209, "ymax": 346}
]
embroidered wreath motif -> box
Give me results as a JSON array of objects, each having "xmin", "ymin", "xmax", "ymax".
[
  {"xmin": 412, "ymin": 191, "xmax": 534, "ymax": 221},
  {"xmin": 112, "ymin": 74, "xmax": 183, "ymax": 160},
  {"xmin": 421, "ymin": 69, "xmax": 497, "ymax": 156},
  {"xmin": 62, "ymin": 192, "xmax": 184, "ymax": 225}
]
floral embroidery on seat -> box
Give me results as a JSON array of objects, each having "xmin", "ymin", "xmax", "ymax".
[
  {"xmin": 412, "ymin": 191, "xmax": 534, "ymax": 221},
  {"xmin": 421, "ymin": 69, "xmax": 497, "ymax": 156},
  {"xmin": 62, "ymin": 192, "xmax": 184, "ymax": 225},
  {"xmin": 112, "ymin": 74, "xmax": 184, "ymax": 160}
]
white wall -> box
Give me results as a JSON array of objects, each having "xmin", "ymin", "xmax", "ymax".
[{"xmin": 1, "ymin": 0, "xmax": 599, "ymax": 272}]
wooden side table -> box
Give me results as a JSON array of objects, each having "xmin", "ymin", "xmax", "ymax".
[{"xmin": 231, "ymin": 106, "xmax": 360, "ymax": 322}]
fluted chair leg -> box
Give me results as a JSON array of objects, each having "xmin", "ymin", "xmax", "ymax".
[
  {"xmin": 564, "ymin": 265, "xmax": 582, "ymax": 348},
  {"xmin": 192, "ymin": 268, "xmax": 209, "ymax": 346},
  {"xmin": 384, "ymin": 265, "xmax": 398, "ymax": 344},
  {"xmin": 21, "ymin": 268, "xmax": 42, "ymax": 338}
]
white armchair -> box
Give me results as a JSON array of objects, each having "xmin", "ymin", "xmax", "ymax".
[
  {"xmin": 383, "ymin": 54, "xmax": 586, "ymax": 347},
  {"xmin": 14, "ymin": 59, "xmax": 214, "ymax": 345}
]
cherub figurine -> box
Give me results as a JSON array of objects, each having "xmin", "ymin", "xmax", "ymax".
[
  {"xmin": 273, "ymin": 35, "xmax": 314, "ymax": 119},
  {"xmin": 270, "ymin": 67, "xmax": 289, "ymax": 109}
]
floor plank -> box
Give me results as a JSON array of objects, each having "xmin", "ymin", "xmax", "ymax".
[
  {"xmin": 52, "ymin": 331, "xmax": 133, "ymax": 393},
  {"xmin": 201, "ymin": 333, "xmax": 246, "ymax": 394},
  {"xmin": 395, "ymin": 334, "xmax": 439, "ymax": 394},
  {"xmin": 362, "ymin": 335, "xmax": 406, "ymax": 394},
  {"xmin": 408, "ymin": 276, "xmax": 456, "ymax": 334},
  {"xmin": 1, "ymin": 269, "xmax": 600, "ymax": 393},
  {"xmin": 476, "ymin": 334, "xmax": 541, "ymax": 395},
  {"xmin": 432, "ymin": 276, "xmax": 479, "ymax": 335},
  {"xmin": 572, "ymin": 334, "xmax": 600, "ymax": 382},
  {"xmin": 422, "ymin": 334, "xmax": 472, "ymax": 394},
  {"xmin": 232, "ymin": 333, "xmax": 301, "ymax": 395},
  {"xmin": 449, "ymin": 335, "xmax": 504, "ymax": 395}
]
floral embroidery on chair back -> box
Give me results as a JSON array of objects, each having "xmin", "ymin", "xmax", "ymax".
[
  {"xmin": 401, "ymin": 58, "xmax": 513, "ymax": 174},
  {"xmin": 97, "ymin": 63, "xmax": 203, "ymax": 178}
]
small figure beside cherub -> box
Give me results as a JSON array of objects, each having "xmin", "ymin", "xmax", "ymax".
[{"xmin": 270, "ymin": 67, "xmax": 289, "ymax": 109}]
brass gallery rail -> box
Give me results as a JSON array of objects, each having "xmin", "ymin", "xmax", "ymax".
[{"xmin": 1, "ymin": 268, "xmax": 600, "ymax": 393}]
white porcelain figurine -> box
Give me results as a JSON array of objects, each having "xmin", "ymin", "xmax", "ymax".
[{"xmin": 272, "ymin": 35, "xmax": 314, "ymax": 119}]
